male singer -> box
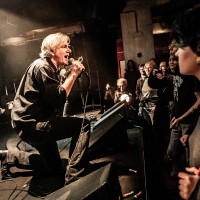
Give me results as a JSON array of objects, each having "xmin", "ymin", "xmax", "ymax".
[{"xmin": 1, "ymin": 33, "xmax": 90, "ymax": 186}]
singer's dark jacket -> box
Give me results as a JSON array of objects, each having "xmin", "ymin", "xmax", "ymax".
[{"xmin": 11, "ymin": 57, "xmax": 66, "ymax": 129}]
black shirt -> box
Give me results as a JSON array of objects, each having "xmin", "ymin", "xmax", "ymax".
[
  {"xmin": 172, "ymin": 74, "xmax": 200, "ymax": 123},
  {"xmin": 11, "ymin": 57, "xmax": 66, "ymax": 127}
]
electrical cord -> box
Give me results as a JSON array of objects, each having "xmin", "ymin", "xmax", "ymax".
[
  {"xmin": 0, "ymin": 178, "xmax": 45, "ymax": 200},
  {"xmin": 76, "ymin": 71, "xmax": 90, "ymax": 131},
  {"xmin": 0, "ymin": 179, "xmax": 17, "ymax": 200}
]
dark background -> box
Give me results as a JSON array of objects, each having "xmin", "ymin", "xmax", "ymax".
[{"xmin": 0, "ymin": 0, "xmax": 199, "ymax": 114}]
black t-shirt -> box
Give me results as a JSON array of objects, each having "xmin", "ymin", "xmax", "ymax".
[{"xmin": 172, "ymin": 74, "xmax": 200, "ymax": 123}]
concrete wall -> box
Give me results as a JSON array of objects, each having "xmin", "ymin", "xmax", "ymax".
[{"xmin": 120, "ymin": 0, "xmax": 155, "ymax": 65}]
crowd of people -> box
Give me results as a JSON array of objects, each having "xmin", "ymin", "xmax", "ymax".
[
  {"xmin": 103, "ymin": 6, "xmax": 200, "ymax": 200},
  {"xmin": 173, "ymin": 7, "xmax": 200, "ymax": 200},
  {"xmin": 0, "ymin": 6, "xmax": 200, "ymax": 200}
]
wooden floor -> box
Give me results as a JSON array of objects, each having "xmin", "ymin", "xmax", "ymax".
[{"xmin": 0, "ymin": 109, "xmax": 180, "ymax": 200}]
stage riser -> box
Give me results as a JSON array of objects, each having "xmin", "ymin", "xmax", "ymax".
[{"xmin": 45, "ymin": 163, "xmax": 122, "ymax": 200}]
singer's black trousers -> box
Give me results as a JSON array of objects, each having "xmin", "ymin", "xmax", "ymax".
[{"xmin": 15, "ymin": 116, "xmax": 90, "ymax": 177}]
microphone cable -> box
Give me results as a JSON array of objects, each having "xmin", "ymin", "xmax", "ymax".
[{"xmin": 76, "ymin": 71, "xmax": 91, "ymax": 131}]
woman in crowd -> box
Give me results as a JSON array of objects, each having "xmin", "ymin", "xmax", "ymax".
[
  {"xmin": 124, "ymin": 59, "xmax": 140, "ymax": 98},
  {"xmin": 172, "ymin": 6, "xmax": 200, "ymax": 200}
]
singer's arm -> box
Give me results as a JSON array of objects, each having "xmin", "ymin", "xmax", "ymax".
[{"xmin": 61, "ymin": 60, "xmax": 84, "ymax": 96}]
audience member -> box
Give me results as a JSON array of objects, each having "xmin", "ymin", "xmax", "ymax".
[
  {"xmin": 135, "ymin": 64, "xmax": 146, "ymax": 103},
  {"xmin": 172, "ymin": 7, "xmax": 200, "ymax": 199},
  {"xmin": 148, "ymin": 60, "xmax": 174, "ymax": 165},
  {"xmin": 114, "ymin": 78, "xmax": 133, "ymax": 105},
  {"xmin": 103, "ymin": 83, "xmax": 115, "ymax": 111},
  {"xmin": 138, "ymin": 60, "xmax": 158, "ymax": 125},
  {"xmin": 159, "ymin": 60, "xmax": 168, "ymax": 77},
  {"xmin": 124, "ymin": 59, "xmax": 140, "ymax": 98},
  {"xmin": 166, "ymin": 44, "xmax": 200, "ymax": 178},
  {"xmin": 168, "ymin": 39, "xmax": 179, "ymax": 55}
]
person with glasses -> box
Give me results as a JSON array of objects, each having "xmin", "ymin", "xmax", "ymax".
[{"xmin": 172, "ymin": 7, "xmax": 200, "ymax": 200}]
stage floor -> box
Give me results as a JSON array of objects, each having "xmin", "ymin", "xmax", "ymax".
[{"xmin": 0, "ymin": 110, "xmax": 147, "ymax": 200}]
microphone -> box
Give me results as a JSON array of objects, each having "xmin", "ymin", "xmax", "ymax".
[
  {"xmin": 69, "ymin": 56, "xmax": 85, "ymax": 74},
  {"xmin": 69, "ymin": 56, "xmax": 83, "ymax": 65},
  {"xmin": 59, "ymin": 56, "xmax": 88, "ymax": 84}
]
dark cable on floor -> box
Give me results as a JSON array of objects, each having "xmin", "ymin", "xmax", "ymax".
[
  {"xmin": 0, "ymin": 179, "xmax": 45, "ymax": 199},
  {"xmin": 0, "ymin": 179, "xmax": 17, "ymax": 200},
  {"xmin": 9, "ymin": 189, "xmax": 27, "ymax": 200}
]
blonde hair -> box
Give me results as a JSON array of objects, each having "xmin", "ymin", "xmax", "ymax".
[
  {"xmin": 117, "ymin": 78, "xmax": 127, "ymax": 87},
  {"xmin": 40, "ymin": 32, "xmax": 70, "ymax": 58}
]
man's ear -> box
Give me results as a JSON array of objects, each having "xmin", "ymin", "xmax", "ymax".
[{"xmin": 50, "ymin": 50, "xmax": 55, "ymax": 56}]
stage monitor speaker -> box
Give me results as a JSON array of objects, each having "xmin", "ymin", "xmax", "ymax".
[
  {"xmin": 45, "ymin": 163, "xmax": 122, "ymax": 200},
  {"xmin": 94, "ymin": 101, "xmax": 126, "ymax": 129},
  {"xmin": 100, "ymin": 101, "xmax": 125, "ymax": 119},
  {"xmin": 89, "ymin": 102, "xmax": 128, "ymax": 159}
]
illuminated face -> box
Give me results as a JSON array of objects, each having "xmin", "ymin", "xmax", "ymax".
[
  {"xmin": 168, "ymin": 56, "xmax": 178, "ymax": 70},
  {"xmin": 159, "ymin": 62, "xmax": 167, "ymax": 71},
  {"xmin": 139, "ymin": 66, "xmax": 145, "ymax": 75},
  {"xmin": 144, "ymin": 63, "xmax": 153, "ymax": 76},
  {"xmin": 117, "ymin": 80, "xmax": 127, "ymax": 92},
  {"xmin": 52, "ymin": 43, "xmax": 71, "ymax": 68},
  {"xmin": 168, "ymin": 40, "xmax": 178, "ymax": 54},
  {"xmin": 175, "ymin": 46, "xmax": 199, "ymax": 77}
]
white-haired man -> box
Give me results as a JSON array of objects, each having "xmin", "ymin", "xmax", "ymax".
[{"xmin": 0, "ymin": 33, "xmax": 90, "ymax": 188}]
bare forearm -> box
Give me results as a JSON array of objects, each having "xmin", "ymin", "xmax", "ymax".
[
  {"xmin": 61, "ymin": 59, "xmax": 84, "ymax": 96},
  {"xmin": 178, "ymin": 98, "xmax": 200, "ymax": 121},
  {"xmin": 61, "ymin": 73, "xmax": 78, "ymax": 96}
]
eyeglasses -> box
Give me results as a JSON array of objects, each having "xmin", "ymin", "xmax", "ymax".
[
  {"xmin": 169, "ymin": 41, "xmax": 189, "ymax": 51},
  {"xmin": 177, "ymin": 42, "xmax": 189, "ymax": 48},
  {"xmin": 172, "ymin": 33, "xmax": 189, "ymax": 48},
  {"xmin": 168, "ymin": 42, "xmax": 178, "ymax": 49}
]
